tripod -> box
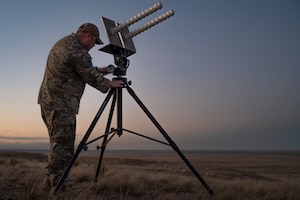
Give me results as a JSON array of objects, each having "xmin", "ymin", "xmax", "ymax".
[{"xmin": 52, "ymin": 58, "xmax": 214, "ymax": 196}]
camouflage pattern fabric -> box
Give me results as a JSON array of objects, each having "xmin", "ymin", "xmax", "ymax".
[
  {"xmin": 41, "ymin": 106, "xmax": 76, "ymax": 188},
  {"xmin": 38, "ymin": 33, "xmax": 110, "ymax": 114},
  {"xmin": 38, "ymin": 33, "xmax": 111, "ymax": 190}
]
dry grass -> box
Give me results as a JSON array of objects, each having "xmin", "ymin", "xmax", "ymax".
[{"xmin": 0, "ymin": 150, "xmax": 299, "ymax": 200}]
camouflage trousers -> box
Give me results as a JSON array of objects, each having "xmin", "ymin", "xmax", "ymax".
[{"xmin": 41, "ymin": 106, "xmax": 76, "ymax": 188}]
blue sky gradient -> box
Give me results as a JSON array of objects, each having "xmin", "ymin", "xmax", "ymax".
[{"xmin": 0, "ymin": 1, "xmax": 299, "ymax": 150}]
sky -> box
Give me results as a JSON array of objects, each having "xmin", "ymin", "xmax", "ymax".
[{"xmin": 0, "ymin": 0, "xmax": 299, "ymax": 151}]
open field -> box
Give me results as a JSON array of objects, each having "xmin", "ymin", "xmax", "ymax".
[{"xmin": 0, "ymin": 150, "xmax": 299, "ymax": 200}]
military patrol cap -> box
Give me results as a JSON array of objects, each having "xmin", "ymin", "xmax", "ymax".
[{"xmin": 78, "ymin": 23, "xmax": 103, "ymax": 45}]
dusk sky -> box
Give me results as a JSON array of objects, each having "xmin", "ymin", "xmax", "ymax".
[{"xmin": 0, "ymin": 1, "xmax": 299, "ymax": 151}]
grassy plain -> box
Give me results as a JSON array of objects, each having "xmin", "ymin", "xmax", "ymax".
[{"xmin": 0, "ymin": 150, "xmax": 299, "ymax": 200}]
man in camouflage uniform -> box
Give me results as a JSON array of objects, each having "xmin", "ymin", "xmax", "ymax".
[{"xmin": 38, "ymin": 23, "xmax": 123, "ymax": 192}]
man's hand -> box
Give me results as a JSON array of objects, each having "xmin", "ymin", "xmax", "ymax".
[
  {"xmin": 96, "ymin": 65, "xmax": 115, "ymax": 74},
  {"xmin": 106, "ymin": 65, "xmax": 115, "ymax": 73},
  {"xmin": 110, "ymin": 79, "xmax": 124, "ymax": 88}
]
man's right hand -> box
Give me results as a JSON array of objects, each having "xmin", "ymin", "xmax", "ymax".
[{"xmin": 110, "ymin": 80, "xmax": 124, "ymax": 88}]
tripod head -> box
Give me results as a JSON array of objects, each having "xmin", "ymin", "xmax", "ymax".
[{"xmin": 112, "ymin": 54, "xmax": 129, "ymax": 77}]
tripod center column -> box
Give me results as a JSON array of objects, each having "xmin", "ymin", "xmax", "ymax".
[{"xmin": 114, "ymin": 77, "xmax": 127, "ymax": 136}]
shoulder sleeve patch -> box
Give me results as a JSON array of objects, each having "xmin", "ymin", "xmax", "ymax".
[{"xmin": 85, "ymin": 56, "xmax": 93, "ymax": 67}]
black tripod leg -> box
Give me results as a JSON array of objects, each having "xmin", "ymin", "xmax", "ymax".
[
  {"xmin": 52, "ymin": 88, "xmax": 116, "ymax": 195},
  {"xmin": 126, "ymin": 86, "xmax": 214, "ymax": 196},
  {"xmin": 95, "ymin": 91, "xmax": 117, "ymax": 181}
]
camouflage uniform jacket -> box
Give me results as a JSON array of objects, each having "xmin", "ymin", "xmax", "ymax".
[{"xmin": 38, "ymin": 33, "xmax": 110, "ymax": 114}]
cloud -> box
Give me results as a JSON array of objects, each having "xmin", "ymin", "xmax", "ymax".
[{"xmin": 0, "ymin": 135, "xmax": 47, "ymax": 141}]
